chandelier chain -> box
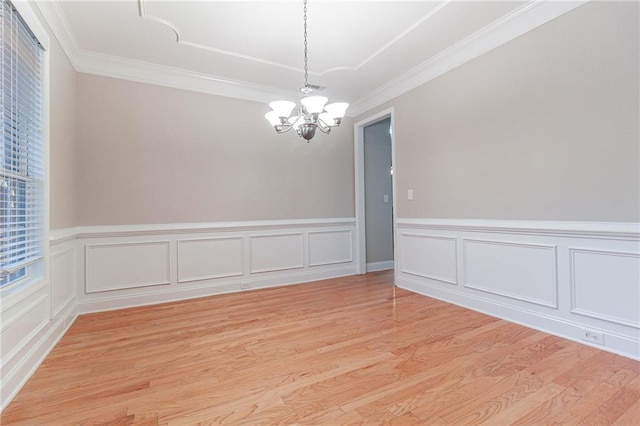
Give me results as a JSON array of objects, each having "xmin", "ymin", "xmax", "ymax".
[{"xmin": 303, "ymin": 0, "xmax": 308, "ymax": 89}]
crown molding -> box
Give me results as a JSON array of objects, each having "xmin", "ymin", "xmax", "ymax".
[
  {"xmin": 37, "ymin": 0, "xmax": 589, "ymax": 113},
  {"xmin": 348, "ymin": 0, "xmax": 589, "ymax": 116},
  {"xmin": 72, "ymin": 50, "xmax": 301, "ymax": 104}
]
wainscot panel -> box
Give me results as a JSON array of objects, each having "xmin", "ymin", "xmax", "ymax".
[
  {"xmin": 398, "ymin": 233, "xmax": 457, "ymax": 285},
  {"xmin": 1, "ymin": 294, "xmax": 50, "ymax": 365},
  {"xmin": 177, "ymin": 237, "xmax": 244, "ymax": 283},
  {"xmin": 308, "ymin": 230, "xmax": 353, "ymax": 267},
  {"xmin": 85, "ymin": 241, "xmax": 171, "ymax": 293},
  {"xmin": 570, "ymin": 248, "xmax": 640, "ymax": 328},
  {"xmin": 250, "ymin": 233, "xmax": 304, "ymax": 273},
  {"xmin": 463, "ymin": 239, "xmax": 558, "ymax": 308},
  {"xmin": 51, "ymin": 246, "xmax": 77, "ymax": 317},
  {"xmin": 396, "ymin": 219, "xmax": 640, "ymax": 360}
]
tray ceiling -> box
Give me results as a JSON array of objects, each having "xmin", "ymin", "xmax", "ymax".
[{"xmin": 38, "ymin": 0, "xmax": 587, "ymax": 115}]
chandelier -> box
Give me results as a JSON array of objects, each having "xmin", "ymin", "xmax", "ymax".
[{"xmin": 264, "ymin": 0, "xmax": 349, "ymax": 141}]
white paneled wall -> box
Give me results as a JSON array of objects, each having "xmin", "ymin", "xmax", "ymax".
[
  {"xmin": 76, "ymin": 219, "xmax": 356, "ymax": 313},
  {"xmin": 1, "ymin": 233, "xmax": 78, "ymax": 411},
  {"xmin": 396, "ymin": 219, "xmax": 640, "ymax": 360}
]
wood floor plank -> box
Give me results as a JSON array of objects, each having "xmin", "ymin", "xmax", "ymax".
[
  {"xmin": 2, "ymin": 271, "xmax": 638, "ymax": 425},
  {"xmin": 438, "ymin": 343, "xmax": 589, "ymax": 423},
  {"xmin": 582, "ymin": 386, "xmax": 640, "ymax": 425},
  {"xmin": 613, "ymin": 399, "xmax": 640, "ymax": 425}
]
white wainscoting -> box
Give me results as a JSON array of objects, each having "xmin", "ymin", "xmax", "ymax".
[
  {"xmin": 396, "ymin": 219, "xmax": 640, "ymax": 360},
  {"xmin": 76, "ymin": 219, "xmax": 356, "ymax": 313},
  {"xmin": 0, "ymin": 232, "xmax": 78, "ymax": 411}
]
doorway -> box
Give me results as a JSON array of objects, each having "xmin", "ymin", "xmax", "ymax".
[{"xmin": 354, "ymin": 108, "xmax": 396, "ymax": 276}]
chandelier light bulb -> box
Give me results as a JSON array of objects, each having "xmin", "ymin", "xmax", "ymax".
[
  {"xmin": 269, "ymin": 100, "xmax": 296, "ymax": 118},
  {"xmin": 264, "ymin": 111, "xmax": 282, "ymax": 127},
  {"xmin": 301, "ymin": 96, "xmax": 328, "ymax": 114},
  {"xmin": 318, "ymin": 112, "xmax": 335, "ymax": 126},
  {"xmin": 324, "ymin": 102, "xmax": 349, "ymax": 119}
]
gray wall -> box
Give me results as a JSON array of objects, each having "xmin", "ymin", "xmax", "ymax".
[
  {"xmin": 48, "ymin": 11, "xmax": 78, "ymax": 230},
  {"xmin": 356, "ymin": 1, "xmax": 639, "ymax": 222},
  {"xmin": 364, "ymin": 118, "xmax": 394, "ymax": 264},
  {"xmin": 76, "ymin": 74, "xmax": 355, "ymax": 225}
]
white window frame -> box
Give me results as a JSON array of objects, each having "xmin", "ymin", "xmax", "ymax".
[{"xmin": 1, "ymin": 0, "xmax": 50, "ymax": 298}]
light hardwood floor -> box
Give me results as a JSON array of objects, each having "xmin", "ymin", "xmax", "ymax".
[{"xmin": 3, "ymin": 271, "xmax": 639, "ymax": 425}]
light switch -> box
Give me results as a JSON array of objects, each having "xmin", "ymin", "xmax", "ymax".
[
  {"xmin": 407, "ymin": 189, "xmax": 414, "ymax": 200},
  {"xmin": 383, "ymin": 194, "xmax": 389, "ymax": 203}
]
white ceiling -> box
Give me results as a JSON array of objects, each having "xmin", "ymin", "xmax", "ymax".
[{"xmin": 38, "ymin": 0, "xmax": 587, "ymax": 115}]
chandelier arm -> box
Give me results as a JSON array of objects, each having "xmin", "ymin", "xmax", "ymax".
[
  {"xmin": 317, "ymin": 117, "xmax": 336, "ymax": 130},
  {"xmin": 316, "ymin": 120, "xmax": 332, "ymax": 134},
  {"xmin": 275, "ymin": 124, "xmax": 294, "ymax": 134}
]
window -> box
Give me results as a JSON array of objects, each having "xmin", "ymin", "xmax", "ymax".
[{"xmin": 0, "ymin": 0, "xmax": 45, "ymax": 288}]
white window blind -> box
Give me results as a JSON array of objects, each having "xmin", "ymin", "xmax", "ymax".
[{"xmin": 0, "ymin": 0, "xmax": 44, "ymax": 288}]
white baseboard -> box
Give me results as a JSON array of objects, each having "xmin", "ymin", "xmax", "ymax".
[
  {"xmin": 366, "ymin": 260, "xmax": 394, "ymax": 272},
  {"xmin": 77, "ymin": 266, "xmax": 355, "ymax": 314}
]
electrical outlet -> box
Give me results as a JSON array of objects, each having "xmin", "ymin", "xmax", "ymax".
[
  {"xmin": 581, "ymin": 330, "xmax": 605, "ymax": 345},
  {"xmin": 240, "ymin": 283, "xmax": 251, "ymax": 290}
]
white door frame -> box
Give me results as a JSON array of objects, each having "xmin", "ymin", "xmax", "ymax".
[{"xmin": 353, "ymin": 107, "xmax": 396, "ymax": 275}]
